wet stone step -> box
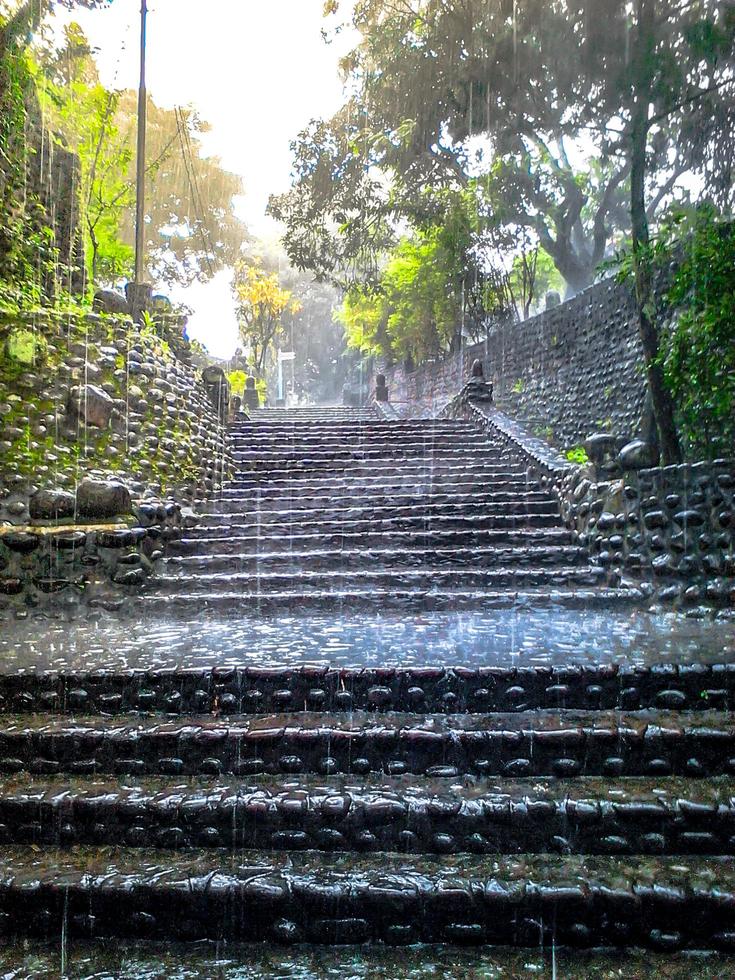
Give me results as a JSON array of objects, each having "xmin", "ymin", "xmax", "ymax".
[
  {"xmin": 207, "ymin": 489, "xmax": 553, "ymax": 511},
  {"xmin": 163, "ymin": 545, "xmax": 590, "ymax": 576},
  {"xmin": 216, "ymin": 473, "xmax": 539, "ymax": 506},
  {"xmin": 0, "ymin": 708, "xmax": 732, "ymax": 779},
  {"xmin": 2, "ymin": 661, "xmax": 728, "ymax": 717},
  {"xmin": 151, "ymin": 566, "xmax": 607, "ymax": 596},
  {"xmin": 4, "ymin": 941, "xmax": 735, "ymax": 980},
  {"xmin": 184, "ymin": 514, "xmax": 565, "ymax": 539},
  {"xmin": 200, "ymin": 499, "xmax": 560, "ymax": 524},
  {"xmin": 229, "ymin": 450, "xmax": 521, "ymax": 466},
  {"xmin": 169, "ymin": 527, "xmax": 576, "ymax": 555},
  {"xmin": 228, "ymin": 439, "xmax": 507, "ymax": 453},
  {"xmin": 227, "ymin": 461, "xmax": 533, "ymax": 480},
  {"xmin": 138, "ymin": 586, "xmax": 640, "ymax": 614},
  {"xmin": 1, "ymin": 774, "xmax": 734, "ymax": 856},
  {"xmin": 1, "ymin": 846, "xmax": 735, "ymax": 948}
]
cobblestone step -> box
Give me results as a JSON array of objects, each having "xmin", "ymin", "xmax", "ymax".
[
  {"xmin": 163, "ymin": 545, "xmax": 589, "ymax": 576},
  {"xmin": 140, "ymin": 586, "xmax": 639, "ymax": 614},
  {"xmin": 0, "ymin": 774, "xmax": 733, "ymax": 856},
  {"xmin": 200, "ymin": 498, "xmax": 560, "ymax": 525},
  {"xmin": 220, "ymin": 472, "xmax": 541, "ymax": 496},
  {"xmin": 170, "ymin": 526, "xmax": 576, "ymax": 554},
  {"xmin": 1, "ymin": 845, "xmax": 734, "ymax": 948},
  {"xmin": 152, "ymin": 566, "xmax": 607, "ymax": 597},
  {"xmin": 226, "ymin": 460, "xmax": 534, "ymax": 482},
  {"xmin": 6, "ymin": 660, "xmax": 723, "ymax": 716},
  {"xmin": 0, "ymin": 708, "xmax": 729, "ymax": 779},
  {"xmin": 208, "ymin": 487, "xmax": 551, "ymax": 510},
  {"xmin": 230, "ymin": 448, "xmax": 521, "ymax": 466}
]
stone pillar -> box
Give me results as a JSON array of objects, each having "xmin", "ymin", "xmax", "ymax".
[
  {"xmin": 375, "ymin": 374, "xmax": 389, "ymax": 402},
  {"xmin": 465, "ymin": 359, "xmax": 494, "ymax": 402},
  {"xmin": 243, "ymin": 377, "xmax": 261, "ymax": 412}
]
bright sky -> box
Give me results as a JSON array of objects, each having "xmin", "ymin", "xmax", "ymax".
[{"xmin": 51, "ymin": 0, "xmax": 355, "ymax": 356}]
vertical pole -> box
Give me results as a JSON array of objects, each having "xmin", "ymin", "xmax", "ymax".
[{"xmin": 134, "ymin": 0, "xmax": 148, "ymax": 283}]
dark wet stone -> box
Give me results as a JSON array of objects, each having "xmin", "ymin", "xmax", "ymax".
[
  {"xmin": 2, "ymin": 533, "xmax": 39, "ymax": 554},
  {"xmin": 76, "ymin": 480, "xmax": 132, "ymax": 520},
  {"xmin": 29, "ymin": 489, "xmax": 76, "ymax": 521}
]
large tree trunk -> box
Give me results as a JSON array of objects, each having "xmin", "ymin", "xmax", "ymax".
[{"xmin": 630, "ymin": 0, "xmax": 682, "ymax": 465}]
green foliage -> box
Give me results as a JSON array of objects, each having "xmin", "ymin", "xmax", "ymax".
[
  {"xmin": 0, "ymin": 45, "xmax": 61, "ymax": 307},
  {"xmin": 509, "ymin": 249, "xmax": 564, "ymax": 318},
  {"xmin": 657, "ymin": 206, "xmax": 735, "ymax": 458},
  {"xmin": 5, "ymin": 327, "xmax": 48, "ymax": 365},
  {"xmin": 565, "ymin": 446, "xmax": 590, "ymax": 466},
  {"xmin": 339, "ymin": 227, "xmax": 462, "ymax": 363},
  {"xmin": 337, "ymin": 191, "xmax": 501, "ymax": 364},
  {"xmin": 511, "ymin": 379, "xmax": 525, "ymax": 395}
]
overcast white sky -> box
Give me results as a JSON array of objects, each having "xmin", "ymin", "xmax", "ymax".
[{"xmin": 51, "ymin": 0, "xmax": 355, "ymax": 356}]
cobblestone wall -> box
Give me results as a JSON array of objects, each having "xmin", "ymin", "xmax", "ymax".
[
  {"xmin": 447, "ymin": 393, "xmax": 735, "ymax": 610},
  {"xmin": 0, "ymin": 311, "xmax": 232, "ymax": 526},
  {"xmin": 560, "ymin": 460, "xmax": 735, "ymax": 609},
  {"xmin": 382, "ymin": 278, "xmax": 648, "ymax": 449}
]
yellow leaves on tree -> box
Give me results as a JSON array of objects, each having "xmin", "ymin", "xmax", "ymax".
[{"xmin": 234, "ymin": 262, "xmax": 301, "ymax": 372}]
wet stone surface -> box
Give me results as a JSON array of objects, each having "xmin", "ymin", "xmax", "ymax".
[
  {"xmin": 1, "ymin": 847, "xmax": 735, "ymax": 949},
  {"xmin": 0, "ymin": 608, "xmax": 733, "ymax": 674},
  {"xmin": 1, "ymin": 940, "xmax": 734, "ymax": 979}
]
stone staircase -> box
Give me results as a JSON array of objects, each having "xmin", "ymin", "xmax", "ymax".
[
  {"xmin": 146, "ymin": 406, "xmax": 634, "ymax": 613},
  {"xmin": 0, "ymin": 406, "xmax": 734, "ymax": 958}
]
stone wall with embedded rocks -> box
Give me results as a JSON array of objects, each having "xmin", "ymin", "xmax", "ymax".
[
  {"xmin": 0, "ymin": 310, "xmax": 232, "ymax": 527},
  {"xmin": 381, "ymin": 278, "xmax": 647, "ymax": 449},
  {"xmin": 0, "ymin": 493, "xmax": 185, "ymax": 611},
  {"xmin": 559, "ymin": 460, "xmax": 735, "ymax": 610},
  {"xmin": 447, "ymin": 394, "xmax": 735, "ymax": 609}
]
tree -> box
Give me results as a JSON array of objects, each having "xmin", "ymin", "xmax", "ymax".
[
  {"xmin": 39, "ymin": 26, "xmax": 134, "ymax": 283},
  {"xmin": 116, "ymin": 100, "xmax": 248, "ymax": 287},
  {"xmin": 234, "ymin": 261, "xmax": 301, "ymax": 374},
  {"xmin": 1, "ymin": 0, "xmax": 110, "ymax": 53},
  {"xmin": 608, "ymin": 0, "xmax": 734, "ymax": 463},
  {"xmin": 273, "ymin": 1, "xmax": 638, "ymax": 293},
  {"xmin": 656, "ymin": 205, "xmax": 735, "ymax": 459},
  {"xmin": 37, "ymin": 25, "xmax": 248, "ymax": 289},
  {"xmin": 509, "ymin": 246, "xmax": 564, "ymax": 320},
  {"xmin": 337, "ymin": 200, "xmax": 513, "ymax": 365}
]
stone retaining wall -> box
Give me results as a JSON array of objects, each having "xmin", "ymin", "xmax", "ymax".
[
  {"xmin": 382, "ymin": 278, "xmax": 647, "ymax": 449},
  {"xmin": 0, "ymin": 499, "xmax": 185, "ymax": 612},
  {"xmin": 447, "ymin": 393, "xmax": 735, "ymax": 610},
  {"xmin": 0, "ymin": 310, "xmax": 232, "ymax": 525},
  {"xmin": 560, "ymin": 459, "xmax": 735, "ymax": 609}
]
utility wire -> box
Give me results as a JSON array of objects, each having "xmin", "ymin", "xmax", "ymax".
[{"xmin": 174, "ymin": 106, "xmax": 217, "ymax": 278}]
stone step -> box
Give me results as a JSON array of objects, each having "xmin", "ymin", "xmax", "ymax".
[
  {"xmin": 1, "ymin": 773, "xmax": 733, "ymax": 856},
  {"xmin": 229, "ymin": 432, "xmax": 500, "ymax": 456},
  {"xmin": 1, "ymin": 707, "xmax": 723, "ymax": 779},
  {"xmin": 200, "ymin": 499, "xmax": 560, "ymax": 525},
  {"xmin": 7, "ymin": 660, "xmax": 722, "ymax": 717},
  {"xmin": 206, "ymin": 489, "xmax": 554, "ymax": 514},
  {"xmin": 139, "ymin": 586, "xmax": 638, "ymax": 614},
  {"xmin": 220, "ymin": 472, "xmax": 541, "ymax": 497},
  {"xmin": 182, "ymin": 512, "xmax": 564, "ymax": 539},
  {"xmin": 1, "ymin": 845, "xmax": 734, "ymax": 948},
  {"xmin": 171, "ymin": 526, "xmax": 576, "ymax": 554},
  {"xmin": 151, "ymin": 566, "xmax": 607, "ymax": 596},
  {"xmin": 230, "ymin": 448, "xmax": 517, "ymax": 464},
  {"xmin": 4, "ymin": 942, "xmax": 734, "ymax": 979},
  {"xmin": 163, "ymin": 545, "xmax": 589, "ymax": 577},
  {"xmin": 228, "ymin": 461, "xmax": 533, "ymax": 482}
]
